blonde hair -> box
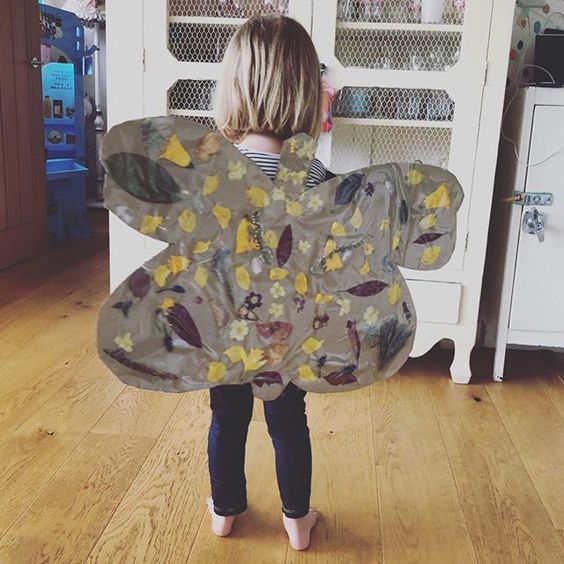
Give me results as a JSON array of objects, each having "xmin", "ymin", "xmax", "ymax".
[{"xmin": 213, "ymin": 15, "xmax": 324, "ymax": 143}]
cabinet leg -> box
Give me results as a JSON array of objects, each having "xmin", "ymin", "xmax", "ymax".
[
  {"xmin": 493, "ymin": 342, "xmax": 506, "ymax": 382},
  {"xmin": 450, "ymin": 340, "xmax": 473, "ymax": 384}
]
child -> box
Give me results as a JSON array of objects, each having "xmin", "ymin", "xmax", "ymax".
[{"xmin": 208, "ymin": 14, "xmax": 327, "ymax": 551}]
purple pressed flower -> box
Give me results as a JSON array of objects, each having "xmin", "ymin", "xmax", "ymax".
[
  {"xmin": 318, "ymin": 355, "xmax": 327, "ymax": 367},
  {"xmin": 365, "ymin": 182, "xmax": 374, "ymax": 196},
  {"xmin": 312, "ymin": 313, "xmax": 329, "ymax": 330},
  {"xmin": 293, "ymin": 295, "xmax": 305, "ymax": 313},
  {"xmin": 244, "ymin": 292, "xmax": 263, "ymax": 309},
  {"xmin": 194, "ymin": 296, "xmax": 204, "ymax": 305}
]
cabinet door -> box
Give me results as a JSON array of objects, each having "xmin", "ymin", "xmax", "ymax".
[
  {"xmin": 509, "ymin": 105, "xmax": 564, "ymax": 335},
  {"xmin": 312, "ymin": 0, "xmax": 493, "ymax": 272}
]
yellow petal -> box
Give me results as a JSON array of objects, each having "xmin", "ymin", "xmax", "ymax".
[
  {"xmin": 331, "ymin": 221, "xmax": 347, "ymax": 237},
  {"xmin": 286, "ymin": 200, "xmax": 303, "ymax": 217},
  {"xmin": 224, "ymin": 345, "xmax": 245, "ymax": 363},
  {"xmin": 154, "ymin": 265, "xmax": 171, "ymax": 288},
  {"xmin": 406, "ymin": 168, "xmax": 424, "ymax": 186},
  {"xmin": 392, "ymin": 231, "xmax": 401, "ymax": 250},
  {"xmin": 269, "ymin": 268, "xmax": 289, "ymax": 281},
  {"xmin": 324, "ymin": 238, "xmax": 337, "ymax": 255},
  {"xmin": 235, "ymin": 218, "xmax": 260, "ymax": 254},
  {"xmin": 359, "ymin": 260, "xmax": 370, "ymax": 276},
  {"xmin": 194, "ymin": 265, "xmax": 208, "ymax": 288},
  {"xmin": 380, "ymin": 218, "xmax": 390, "ymax": 232},
  {"xmin": 421, "ymin": 245, "xmax": 441, "ymax": 265},
  {"xmin": 302, "ymin": 337, "xmax": 324, "ymax": 355},
  {"xmin": 325, "ymin": 254, "xmax": 343, "ymax": 272},
  {"xmin": 364, "ymin": 242, "xmax": 374, "ymax": 256},
  {"xmin": 294, "ymin": 272, "xmax": 308, "ymax": 296},
  {"xmin": 203, "ymin": 175, "xmax": 219, "ymax": 195},
  {"xmin": 159, "ymin": 134, "xmax": 192, "ymax": 167},
  {"xmin": 235, "ymin": 265, "xmax": 251, "ymax": 290},
  {"xmin": 264, "ymin": 229, "xmax": 278, "ymax": 249},
  {"xmin": 424, "ymin": 183, "xmax": 451, "ymax": 209},
  {"xmin": 178, "ymin": 209, "xmax": 197, "ymax": 233},
  {"xmin": 246, "ymin": 186, "xmax": 270, "ymax": 208},
  {"xmin": 315, "ymin": 293, "xmax": 333, "ymax": 304},
  {"xmin": 212, "ymin": 205, "xmax": 232, "ymax": 230},
  {"xmin": 159, "ymin": 297, "xmax": 175, "ymax": 311},
  {"xmin": 207, "ymin": 362, "xmax": 226, "ymax": 382},
  {"xmin": 388, "ymin": 282, "xmax": 402, "ymax": 305},
  {"xmin": 350, "ymin": 207, "xmax": 363, "ymax": 229},
  {"xmin": 243, "ymin": 348, "xmax": 267, "ymax": 372},
  {"xmin": 139, "ymin": 215, "xmax": 163, "ymax": 235},
  {"xmin": 167, "ymin": 255, "xmax": 191, "ymax": 275},
  {"xmin": 298, "ymin": 364, "xmax": 317, "ymax": 382},
  {"xmin": 114, "ymin": 332, "xmax": 133, "ymax": 353},
  {"xmin": 419, "ymin": 214, "xmax": 437, "ymax": 229},
  {"xmin": 193, "ymin": 241, "xmax": 211, "ymax": 254}
]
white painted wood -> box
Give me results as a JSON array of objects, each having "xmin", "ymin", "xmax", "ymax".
[
  {"xmin": 336, "ymin": 22, "xmax": 464, "ymax": 32},
  {"xmin": 405, "ymin": 280, "xmax": 462, "ymax": 324}
]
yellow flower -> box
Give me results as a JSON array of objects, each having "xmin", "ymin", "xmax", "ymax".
[
  {"xmin": 331, "ymin": 221, "xmax": 347, "ymax": 237},
  {"xmin": 307, "ymin": 194, "xmax": 323, "ymax": 212},
  {"xmin": 270, "ymin": 282, "xmax": 286, "ymax": 299},
  {"xmin": 272, "ymin": 187, "xmax": 286, "ymax": 201},
  {"xmin": 392, "ymin": 231, "xmax": 401, "ymax": 250},
  {"xmin": 154, "ymin": 265, "xmax": 171, "ymax": 288},
  {"xmin": 294, "ymin": 272, "xmax": 308, "ymax": 296},
  {"xmin": 228, "ymin": 160, "xmax": 247, "ymax": 180},
  {"xmin": 235, "ymin": 265, "xmax": 251, "ymax": 290},
  {"xmin": 167, "ymin": 255, "xmax": 191, "ymax": 275},
  {"xmin": 159, "ymin": 297, "xmax": 175, "ymax": 311},
  {"xmin": 421, "ymin": 245, "xmax": 441, "ymax": 265},
  {"xmin": 159, "ymin": 134, "xmax": 192, "ymax": 167},
  {"xmin": 337, "ymin": 298, "xmax": 351, "ymax": 316},
  {"xmin": 323, "ymin": 238, "xmax": 343, "ymax": 272},
  {"xmin": 406, "ymin": 168, "xmax": 424, "ymax": 186},
  {"xmin": 380, "ymin": 218, "xmax": 390, "ymax": 232},
  {"xmin": 270, "ymin": 268, "xmax": 289, "ymax": 281},
  {"xmin": 178, "ymin": 209, "xmax": 197, "ymax": 233},
  {"xmin": 298, "ymin": 239, "xmax": 311, "ymax": 254},
  {"xmin": 264, "ymin": 230, "xmax": 278, "ymax": 249},
  {"xmin": 350, "ymin": 207, "xmax": 363, "ymax": 229},
  {"xmin": 247, "ymin": 186, "xmax": 270, "ymax": 208},
  {"xmin": 224, "ymin": 345, "xmax": 244, "ymax": 363},
  {"xmin": 229, "ymin": 319, "xmax": 250, "ymax": 342},
  {"xmin": 139, "ymin": 215, "xmax": 163, "ymax": 235},
  {"xmin": 269, "ymin": 303, "xmax": 284, "ymax": 318},
  {"xmin": 315, "ymin": 293, "xmax": 333, "ymax": 304},
  {"xmin": 297, "ymin": 139, "xmax": 316, "ymax": 159},
  {"xmin": 235, "ymin": 218, "xmax": 260, "ymax": 254},
  {"xmin": 193, "ymin": 241, "xmax": 211, "ymax": 254},
  {"xmin": 202, "ymin": 175, "xmax": 219, "ymax": 195},
  {"xmin": 298, "ymin": 364, "xmax": 317, "ymax": 382},
  {"xmin": 207, "ymin": 362, "xmax": 226, "ymax": 383},
  {"xmin": 364, "ymin": 242, "xmax": 374, "ymax": 256},
  {"xmin": 363, "ymin": 306, "xmax": 379, "ymax": 325},
  {"xmin": 212, "ymin": 205, "xmax": 232, "ymax": 230},
  {"xmin": 289, "ymin": 138, "xmax": 299, "ymax": 154},
  {"xmin": 359, "ymin": 260, "xmax": 370, "ymax": 276},
  {"xmin": 419, "ymin": 214, "xmax": 436, "ymax": 229},
  {"xmin": 114, "ymin": 332, "xmax": 133, "ymax": 353},
  {"xmin": 194, "ymin": 265, "xmax": 208, "ymax": 288},
  {"xmin": 302, "ymin": 337, "xmax": 324, "ymax": 355},
  {"xmin": 286, "ymin": 200, "xmax": 303, "ymax": 217},
  {"xmin": 424, "ymin": 183, "xmax": 451, "ymax": 209},
  {"xmin": 388, "ymin": 283, "xmax": 402, "ymax": 305},
  {"xmin": 224, "ymin": 346, "xmax": 267, "ymax": 372}
]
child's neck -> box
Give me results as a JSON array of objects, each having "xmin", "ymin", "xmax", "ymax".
[{"xmin": 239, "ymin": 132, "xmax": 283, "ymax": 155}]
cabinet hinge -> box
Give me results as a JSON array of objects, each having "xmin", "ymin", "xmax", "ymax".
[{"xmin": 465, "ymin": 231, "xmax": 469, "ymax": 252}]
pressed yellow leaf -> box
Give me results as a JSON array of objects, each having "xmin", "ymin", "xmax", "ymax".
[
  {"xmin": 298, "ymin": 364, "xmax": 317, "ymax": 382},
  {"xmin": 331, "ymin": 221, "xmax": 347, "ymax": 237},
  {"xmin": 167, "ymin": 255, "xmax": 191, "ymax": 275},
  {"xmin": 139, "ymin": 215, "xmax": 163, "ymax": 235},
  {"xmin": 302, "ymin": 337, "xmax": 324, "ymax": 355},
  {"xmin": 392, "ymin": 231, "xmax": 401, "ymax": 250},
  {"xmin": 114, "ymin": 332, "xmax": 133, "ymax": 353},
  {"xmin": 421, "ymin": 245, "xmax": 441, "ymax": 265},
  {"xmin": 235, "ymin": 265, "xmax": 251, "ymax": 290},
  {"xmin": 264, "ymin": 229, "xmax": 278, "ymax": 249},
  {"xmin": 203, "ymin": 175, "xmax": 219, "ymax": 195},
  {"xmin": 324, "ymin": 238, "xmax": 337, "ymax": 255},
  {"xmin": 325, "ymin": 254, "xmax": 343, "ymax": 272},
  {"xmin": 294, "ymin": 272, "xmax": 308, "ymax": 296},
  {"xmin": 286, "ymin": 200, "xmax": 303, "ymax": 217},
  {"xmin": 235, "ymin": 218, "xmax": 260, "ymax": 254},
  {"xmin": 159, "ymin": 297, "xmax": 175, "ymax": 311},
  {"xmin": 364, "ymin": 242, "xmax": 375, "ymax": 256},
  {"xmin": 242, "ymin": 348, "xmax": 267, "ymax": 372},
  {"xmin": 359, "ymin": 260, "xmax": 370, "ymax": 276},
  {"xmin": 178, "ymin": 209, "xmax": 197, "ymax": 233},
  {"xmin": 269, "ymin": 268, "xmax": 289, "ymax": 281},
  {"xmin": 406, "ymin": 169, "xmax": 424, "ymax": 186},
  {"xmin": 246, "ymin": 186, "xmax": 270, "ymax": 207},
  {"xmin": 388, "ymin": 283, "xmax": 402, "ymax": 305},
  {"xmin": 350, "ymin": 207, "xmax": 363, "ymax": 229},
  {"xmin": 315, "ymin": 293, "xmax": 333, "ymax": 304},
  {"xmin": 424, "ymin": 183, "xmax": 451, "ymax": 209},
  {"xmin": 380, "ymin": 218, "xmax": 390, "ymax": 232},
  {"xmin": 159, "ymin": 134, "xmax": 192, "ymax": 167},
  {"xmin": 224, "ymin": 345, "xmax": 245, "ymax": 363},
  {"xmin": 207, "ymin": 362, "xmax": 226, "ymax": 383},
  {"xmin": 212, "ymin": 205, "xmax": 232, "ymax": 230},
  {"xmin": 154, "ymin": 265, "xmax": 171, "ymax": 288},
  {"xmin": 194, "ymin": 265, "xmax": 208, "ymax": 288},
  {"xmin": 193, "ymin": 241, "xmax": 211, "ymax": 254},
  {"xmin": 419, "ymin": 213, "xmax": 437, "ymax": 229}
]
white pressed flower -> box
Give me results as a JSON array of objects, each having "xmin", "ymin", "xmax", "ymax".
[
  {"xmin": 363, "ymin": 306, "xmax": 380, "ymax": 325},
  {"xmin": 272, "ymin": 187, "xmax": 286, "ymax": 201},
  {"xmin": 229, "ymin": 319, "xmax": 249, "ymax": 342},
  {"xmin": 337, "ymin": 298, "xmax": 351, "ymax": 316},
  {"xmin": 307, "ymin": 194, "xmax": 323, "ymax": 212},
  {"xmin": 298, "ymin": 239, "xmax": 312, "ymax": 254},
  {"xmin": 270, "ymin": 282, "xmax": 286, "ymax": 299},
  {"xmin": 269, "ymin": 303, "xmax": 284, "ymax": 318}
]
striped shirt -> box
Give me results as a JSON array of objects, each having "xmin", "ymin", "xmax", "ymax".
[{"xmin": 235, "ymin": 145, "xmax": 327, "ymax": 190}]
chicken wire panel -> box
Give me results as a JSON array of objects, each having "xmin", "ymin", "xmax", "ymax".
[
  {"xmin": 333, "ymin": 86, "xmax": 454, "ymax": 121},
  {"xmin": 330, "ymin": 123, "xmax": 451, "ymax": 173},
  {"xmin": 336, "ymin": 0, "xmax": 465, "ymax": 25},
  {"xmin": 169, "ymin": 0, "xmax": 289, "ymax": 18},
  {"xmin": 335, "ymin": 28, "xmax": 461, "ymax": 70},
  {"xmin": 176, "ymin": 115, "xmax": 218, "ymax": 129},
  {"xmin": 169, "ymin": 23, "xmax": 237, "ymax": 63},
  {"xmin": 168, "ymin": 79, "xmax": 217, "ymax": 112}
]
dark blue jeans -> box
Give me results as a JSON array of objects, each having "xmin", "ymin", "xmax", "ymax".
[{"xmin": 208, "ymin": 382, "xmax": 312, "ymax": 519}]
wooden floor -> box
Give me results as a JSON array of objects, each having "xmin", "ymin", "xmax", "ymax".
[{"xmin": 1, "ymin": 210, "xmax": 563, "ymax": 564}]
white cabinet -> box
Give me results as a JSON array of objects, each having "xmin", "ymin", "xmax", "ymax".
[{"xmin": 105, "ymin": 0, "xmax": 515, "ymax": 382}]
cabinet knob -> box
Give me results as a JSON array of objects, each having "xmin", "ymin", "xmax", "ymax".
[{"xmin": 30, "ymin": 57, "xmax": 44, "ymax": 70}]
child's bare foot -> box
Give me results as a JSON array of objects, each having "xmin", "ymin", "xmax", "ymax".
[
  {"xmin": 283, "ymin": 509, "xmax": 319, "ymax": 550},
  {"xmin": 206, "ymin": 496, "xmax": 236, "ymax": 537}
]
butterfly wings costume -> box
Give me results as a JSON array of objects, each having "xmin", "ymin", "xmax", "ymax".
[{"xmin": 97, "ymin": 117, "xmax": 464, "ymax": 400}]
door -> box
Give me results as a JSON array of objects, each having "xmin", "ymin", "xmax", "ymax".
[{"xmin": 0, "ymin": 0, "xmax": 47, "ymax": 270}]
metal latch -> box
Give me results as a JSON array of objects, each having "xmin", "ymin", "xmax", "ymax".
[
  {"xmin": 502, "ymin": 191, "xmax": 553, "ymax": 206},
  {"xmin": 522, "ymin": 208, "xmax": 545, "ymax": 243}
]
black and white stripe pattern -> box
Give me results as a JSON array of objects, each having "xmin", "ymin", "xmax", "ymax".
[{"xmin": 235, "ymin": 145, "xmax": 327, "ymax": 190}]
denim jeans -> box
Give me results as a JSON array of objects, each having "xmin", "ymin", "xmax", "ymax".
[{"xmin": 208, "ymin": 382, "xmax": 312, "ymax": 519}]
